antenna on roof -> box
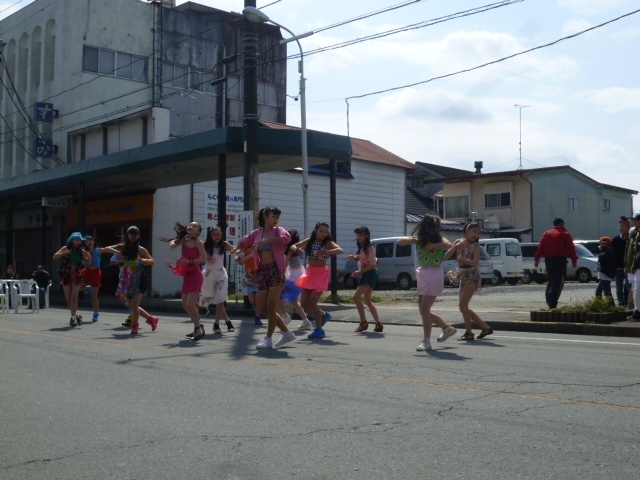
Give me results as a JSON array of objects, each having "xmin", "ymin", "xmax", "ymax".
[{"xmin": 514, "ymin": 104, "xmax": 529, "ymax": 170}]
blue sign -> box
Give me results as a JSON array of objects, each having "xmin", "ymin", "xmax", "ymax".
[
  {"xmin": 34, "ymin": 102, "xmax": 54, "ymax": 122},
  {"xmin": 33, "ymin": 138, "xmax": 54, "ymax": 158}
]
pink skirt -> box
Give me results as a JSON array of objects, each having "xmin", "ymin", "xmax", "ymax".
[
  {"xmin": 416, "ymin": 266, "xmax": 444, "ymax": 297},
  {"xmin": 296, "ymin": 265, "xmax": 329, "ymax": 293}
]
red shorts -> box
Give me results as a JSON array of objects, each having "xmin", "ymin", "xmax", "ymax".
[{"xmin": 82, "ymin": 268, "xmax": 102, "ymax": 288}]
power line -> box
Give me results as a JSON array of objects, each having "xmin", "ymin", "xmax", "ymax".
[
  {"xmin": 298, "ymin": 0, "xmax": 524, "ymax": 59},
  {"xmin": 313, "ymin": 0, "xmax": 430, "ymax": 34},
  {"xmin": 344, "ymin": 8, "xmax": 640, "ymax": 136}
]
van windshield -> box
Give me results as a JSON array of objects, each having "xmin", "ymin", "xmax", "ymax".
[{"xmin": 505, "ymin": 243, "xmax": 522, "ymax": 257}]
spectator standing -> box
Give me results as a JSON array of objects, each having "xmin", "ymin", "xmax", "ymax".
[
  {"xmin": 534, "ymin": 218, "xmax": 578, "ymax": 309},
  {"xmin": 31, "ymin": 265, "xmax": 52, "ymax": 307},
  {"xmin": 624, "ymin": 213, "xmax": 640, "ymax": 320},
  {"xmin": 595, "ymin": 236, "xmax": 616, "ymax": 304},
  {"xmin": 612, "ymin": 216, "xmax": 631, "ymax": 308}
]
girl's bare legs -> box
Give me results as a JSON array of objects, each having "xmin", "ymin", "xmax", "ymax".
[
  {"xmin": 67, "ymin": 284, "xmax": 81, "ymax": 317},
  {"xmin": 214, "ymin": 302, "xmax": 230, "ymax": 323},
  {"xmin": 129, "ymin": 292, "xmax": 143, "ymax": 325},
  {"xmin": 301, "ymin": 289, "xmax": 324, "ymax": 328},
  {"xmin": 291, "ymin": 298, "xmax": 308, "ymax": 321},
  {"xmin": 458, "ymin": 283, "xmax": 490, "ymax": 332},
  {"xmin": 362, "ymin": 286, "xmax": 382, "ymax": 326},
  {"xmin": 182, "ymin": 291, "xmax": 201, "ymax": 328},
  {"xmin": 258, "ymin": 287, "xmax": 289, "ymax": 338},
  {"xmin": 418, "ymin": 294, "xmax": 449, "ymax": 338},
  {"xmin": 91, "ymin": 287, "xmax": 100, "ymax": 314}
]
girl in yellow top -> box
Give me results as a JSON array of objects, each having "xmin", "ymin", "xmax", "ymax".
[{"xmin": 398, "ymin": 214, "xmax": 457, "ymax": 351}]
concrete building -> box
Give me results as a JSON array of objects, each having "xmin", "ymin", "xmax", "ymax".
[
  {"xmin": 0, "ymin": 0, "xmax": 414, "ymax": 296},
  {"xmin": 0, "ymin": 0, "xmax": 292, "ymax": 285}
]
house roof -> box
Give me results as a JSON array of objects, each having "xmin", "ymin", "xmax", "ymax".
[
  {"xmin": 420, "ymin": 165, "xmax": 638, "ymax": 194},
  {"xmin": 412, "ymin": 161, "xmax": 472, "ymax": 178},
  {"xmin": 259, "ymin": 120, "xmax": 416, "ymax": 170}
]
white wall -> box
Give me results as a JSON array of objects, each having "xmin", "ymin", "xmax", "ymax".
[{"xmin": 151, "ymin": 184, "xmax": 193, "ymax": 296}]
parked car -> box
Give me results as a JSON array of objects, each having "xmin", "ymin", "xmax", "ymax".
[
  {"xmin": 573, "ymin": 240, "xmax": 601, "ymax": 256},
  {"xmin": 343, "ymin": 237, "xmax": 416, "ymax": 290},
  {"xmin": 477, "ymin": 238, "xmax": 524, "ymax": 285},
  {"xmin": 442, "ymin": 246, "xmax": 494, "ymax": 287},
  {"xmin": 519, "ymin": 241, "xmax": 598, "ymax": 283},
  {"xmin": 520, "ymin": 243, "xmax": 548, "ymax": 284},
  {"xmin": 342, "ymin": 237, "xmax": 493, "ymax": 289}
]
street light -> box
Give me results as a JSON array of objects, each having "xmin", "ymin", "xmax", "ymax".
[{"xmin": 242, "ymin": 6, "xmax": 314, "ymax": 239}]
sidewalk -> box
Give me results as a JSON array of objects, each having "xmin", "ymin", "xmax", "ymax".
[{"xmin": 49, "ymin": 291, "xmax": 640, "ymax": 338}]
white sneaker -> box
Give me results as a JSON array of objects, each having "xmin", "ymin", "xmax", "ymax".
[
  {"xmin": 416, "ymin": 339, "xmax": 432, "ymax": 351},
  {"xmin": 282, "ymin": 313, "xmax": 292, "ymax": 325},
  {"xmin": 256, "ymin": 337, "xmax": 273, "ymax": 349},
  {"xmin": 274, "ymin": 331, "xmax": 297, "ymax": 348},
  {"xmin": 437, "ymin": 325, "xmax": 457, "ymax": 343},
  {"xmin": 298, "ymin": 319, "xmax": 313, "ymax": 330}
]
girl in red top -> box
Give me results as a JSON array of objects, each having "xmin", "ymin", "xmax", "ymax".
[
  {"xmin": 346, "ymin": 226, "xmax": 384, "ymax": 333},
  {"xmin": 163, "ymin": 221, "xmax": 207, "ymax": 341}
]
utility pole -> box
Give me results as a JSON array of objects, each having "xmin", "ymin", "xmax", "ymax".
[
  {"xmin": 243, "ymin": 0, "xmax": 259, "ymax": 221},
  {"xmin": 514, "ymin": 104, "xmax": 529, "ymax": 170}
]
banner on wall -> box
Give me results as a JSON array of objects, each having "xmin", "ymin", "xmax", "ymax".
[
  {"xmin": 204, "ymin": 191, "xmax": 245, "ymax": 241},
  {"xmin": 234, "ymin": 211, "xmax": 254, "ymax": 296}
]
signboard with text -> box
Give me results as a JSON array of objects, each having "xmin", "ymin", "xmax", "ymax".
[
  {"xmin": 233, "ymin": 211, "xmax": 254, "ymax": 296},
  {"xmin": 204, "ymin": 191, "xmax": 245, "ymax": 240}
]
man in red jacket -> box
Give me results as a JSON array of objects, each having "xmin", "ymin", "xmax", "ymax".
[{"xmin": 534, "ymin": 218, "xmax": 578, "ymax": 309}]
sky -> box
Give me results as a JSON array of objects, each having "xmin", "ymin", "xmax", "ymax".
[{"xmin": 2, "ymin": 0, "xmax": 639, "ymax": 210}]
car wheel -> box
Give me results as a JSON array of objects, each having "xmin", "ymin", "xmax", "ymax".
[
  {"xmin": 490, "ymin": 270, "xmax": 502, "ymax": 286},
  {"xmin": 506, "ymin": 278, "xmax": 519, "ymax": 285},
  {"xmin": 397, "ymin": 273, "xmax": 412, "ymax": 290},
  {"xmin": 522, "ymin": 270, "xmax": 533, "ymax": 284},
  {"xmin": 576, "ymin": 268, "xmax": 591, "ymax": 283},
  {"xmin": 343, "ymin": 274, "xmax": 357, "ymax": 289}
]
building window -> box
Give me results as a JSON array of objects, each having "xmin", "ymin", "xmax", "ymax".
[
  {"xmin": 227, "ymin": 76, "xmax": 243, "ymax": 99},
  {"xmin": 568, "ymin": 197, "xmax": 580, "ymax": 212},
  {"xmin": 83, "ymin": 46, "xmax": 147, "ymax": 83},
  {"xmin": 411, "ymin": 178, "xmax": 424, "ymax": 188},
  {"xmin": 444, "ymin": 195, "xmax": 469, "ymax": 219},
  {"xmin": 603, "ymin": 199, "xmax": 610, "ymax": 211},
  {"xmin": 485, "ymin": 192, "xmax": 511, "ymax": 208}
]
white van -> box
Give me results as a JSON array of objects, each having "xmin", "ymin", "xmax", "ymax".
[
  {"xmin": 342, "ymin": 236, "xmax": 493, "ymax": 289},
  {"xmin": 478, "ymin": 238, "xmax": 524, "ymax": 285},
  {"xmin": 368, "ymin": 237, "xmax": 417, "ymax": 290}
]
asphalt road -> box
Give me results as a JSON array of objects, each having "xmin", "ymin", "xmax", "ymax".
[{"xmin": 1, "ymin": 306, "xmax": 639, "ymax": 479}]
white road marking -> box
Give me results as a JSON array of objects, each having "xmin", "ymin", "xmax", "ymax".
[{"xmin": 496, "ymin": 334, "xmax": 640, "ymax": 346}]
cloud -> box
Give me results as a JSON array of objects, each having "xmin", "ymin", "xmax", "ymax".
[
  {"xmin": 363, "ymin": 30, "xmax": 581, "ymax": 84},
  {"xmin": 375, "ymin": 88, "xmax": 492, "ymax": 123},
  {"xmin": 581, "ymin": 87, "xmax": 640, "ymax": 112},
  {"xmin": 561, "ymin": 18, "xmax": 594, "ymax": 36},
  {"xmin": 557, "ymin": 0, "xmax": 632, "ymax": 16}
]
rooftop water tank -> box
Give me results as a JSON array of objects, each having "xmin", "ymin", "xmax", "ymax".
[{"xmin": 485, "ymin": 214, "xmax": 500, "ymax": 231}]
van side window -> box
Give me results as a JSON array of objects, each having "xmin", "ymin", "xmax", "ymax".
[
  {"xmin": 486, "ymin": 244, "xmax": 500, "ymax": 257},
  {"xmin": 376, "ymin": 243, "xmax": 394, "ymax": 258},
  {"xmin": 396, "ymin": 244, "xmax": 412, "ymax": 257},
  {"xmin": 505, "ymin": 243, "xmax": 521, "ymax": 257}
]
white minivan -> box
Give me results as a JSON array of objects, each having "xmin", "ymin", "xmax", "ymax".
[
  {"xmin": 342, "ymin": 237, "xmax": 493, "ymax": 289},
  {"xmin": 343, "ymin": 237, "xmax": 418, "ymax": 290},
  {"xmin": 478, "ymin": 238, "xmax": 524, "ymax": 285}
]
